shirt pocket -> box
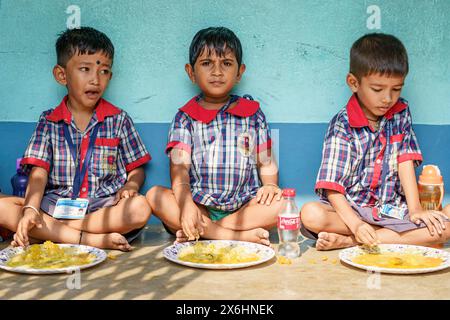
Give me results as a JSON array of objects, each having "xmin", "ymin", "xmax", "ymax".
[{"xmin": 92, "ymin": 138, "xmax": 120, "ymax": 178}]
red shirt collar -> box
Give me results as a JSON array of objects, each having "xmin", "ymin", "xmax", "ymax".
[
  {"xmin": 346, "ymin": 94, "xmax": 407, "ymax": 128},
  {"xmin": 46, "ymin": 96, "xmax": 121, "ymax": 123},
  {"xmin": 179, "ymin": 95, "xmax": 260, "ymax": 124}
]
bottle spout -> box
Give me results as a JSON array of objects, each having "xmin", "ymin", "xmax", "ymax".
[{"xmin": 419, "ymin": 165, "xmax": 443, "ymax": 185}]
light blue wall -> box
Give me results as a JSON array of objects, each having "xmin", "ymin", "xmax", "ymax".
[{"xmin": 1, "ymin": 0, "xmax": 449, "ymax": 124}]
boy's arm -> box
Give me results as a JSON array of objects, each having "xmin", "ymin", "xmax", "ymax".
[
  {"xmin": 115, "ymin": 167, "xmax": 145, "ymax": 200},
  {"xmin": 398, "ymin": 160, "xmax": 446, "ymax": 236},
  {"xmin": 326, "ymin": 190, "xmax": 379, "ymax": 246},
  {"xmin": 257, "ymin": 151, "xmax": 282, "ymax": 205},
  {"xmin": 398, "ymin": 160, "xmax": 422, "ymax": 213},
  {"xmin": 170, "ymin": 148, "xmax": 206, "ymax": 240},
  {"xmin": 15, "ymin": 166, "xmax": 48, "ymax": 247}
]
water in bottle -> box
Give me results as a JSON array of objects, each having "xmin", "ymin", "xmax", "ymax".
[
  {"xmin": 418, "ymin": 165, "xmax": 447, "ymax": 249},
  {"xmin": 11, "ymin": 158, "xmax": 28, "ymax": 197},
  {"xmin": 418, "ymin": 165, "xmax": 444, "ymax": 211},
  {"xmin": 277, "ymin": 188, "xmax": 301, "ymax": 258}
]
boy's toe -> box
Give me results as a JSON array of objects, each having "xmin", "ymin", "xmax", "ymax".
[
  {"xmin": 317, "ymin": 232, "xmax": 329, "ymax": 241},
  {"xmin": 175, "ymin": 230, "xmax": 186, "ymax": 238},
  {"xmin": 258, "ymin": 229, "xmax": 269, "ymax": 239}
]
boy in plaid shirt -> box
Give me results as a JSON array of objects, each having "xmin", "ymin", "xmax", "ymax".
[
  {"xmin": 0, "ymin": 27, "xmax": 151, "ymax": 251},
  {"xmin": 301, "ymin": 33, "xmax": 450, "ymax": 250},
  {"xmin": 146, "ymin": 27, "xmax": 281, "ymax": 245}
]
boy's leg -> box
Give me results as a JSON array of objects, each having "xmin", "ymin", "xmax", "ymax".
[
  {"xmin": 0, "ymin": 195, "xmax": 40, "ymax": 243},
  {"xmin": 301, "ymin": 201, "xmax": 450, "ymax": 250},
  {"xmin": 146, "ymin": 186, "xmax": 271, "ymax": 245},
  {"xmin": 146, "ymin": 186, "xmax": 184, "ymax": 232},
  {"xmin": 300, "ymin": 201, "xmax": 354, "ymax": 235},
  {"xmin": 374, "ymin": 223, "xmax": 450, "ymax": 246},
  {"xmin": 442, "ymin": 204, "xmax": 450, "ymax": 218},
  {"xmin": 314, "ymin": 226, "xmax": 450, "ymax": 251},
  {"xmin": 0, "ymin": 196, "xmax": 131, "ymax": 251},
  {"xmin": 214, "ymin": 197, "xmax": 284, "ymax": 231},
  {"xmin": 301, "ymin": 201, "xmax": 360, "ymax": 250},
  {"xmin": 60, "ymin": 195, "xmax": 151, "ymax": 234}
]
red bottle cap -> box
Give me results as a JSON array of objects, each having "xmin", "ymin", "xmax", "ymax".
[{"xmin": 282, "ymin": 188, "xmax": 296, "ymax": 197}]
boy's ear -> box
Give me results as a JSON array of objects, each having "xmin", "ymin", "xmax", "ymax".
[
  {"xmin": 346, "ymin": 73, "xmax": 359, "ymax": 93},
  {"xmin": 236, "ymin": 64, "xmax": 246, "ymax": 82},
  {"xmin": 53, "ymin": 65, "xmax": 67, "ymax": 86},
  {"xmin": 185, "ymin": 63, "xmax": 196, "ymax": 83}
]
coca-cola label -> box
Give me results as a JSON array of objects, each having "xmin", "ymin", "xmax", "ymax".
[{"xmin": 278, "ymin": 216, "xmax": 300, "ymax": 230}]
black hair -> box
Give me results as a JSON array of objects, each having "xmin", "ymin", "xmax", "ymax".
[
  {"xmin": 350, "ymin": 33, "xmax": 409, "ymax": 79},
  {"xmin": 189, "ymin": 27, "xmax": 243, "ymax": 67},
  {"xmin": 55, "ymin": 27, "xmax": 114, "ymax": 67}
]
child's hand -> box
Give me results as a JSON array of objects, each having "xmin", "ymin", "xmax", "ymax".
[
  {"xmin": 354, "ymin": 222, "xmax": 380, "ymax": 246},
  {"xmin": 410, "ymin": 210, "xmax": 447, "ymax": 237},
  {"xmin": 180, "ymin": 202, "xmax": 207, "ymax": 241},
  {"xmin": 115, "ymin": 184, "xmax": 139, "ymax": 203},
  {"xmin": 256, "ymin": 184, "xmax": 282, "ymax": 206},
  {"xmin": 14, "ymin": 208, "xmax": 43, "ymax": 247}
]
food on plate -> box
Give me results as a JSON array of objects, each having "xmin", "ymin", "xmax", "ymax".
[
  {"xmin": 352, "ymin": 252, "xmax": 443, "ymax": 269},
  {"xmin": 178, "ymin": 242, "xmax": 260, "ymax": 264},
  {"xmin": 6, "ymin": 241, "xmax": 96, "ymax": 269}
]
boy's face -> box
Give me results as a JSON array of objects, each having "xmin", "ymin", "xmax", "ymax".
[
  {"xmin": 347, "ymin": 72, "xmax": 405, "ymax": 119},
  {"xmin": 53, "ymin": 51, "xmax": 113, "ymax": 110},
  {"xmin": 185, "ymin": 47, "xmax": 245, "ymax": 102}
]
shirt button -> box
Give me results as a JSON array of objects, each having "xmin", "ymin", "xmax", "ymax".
[
  {"xmin": 84, "ymin": 135, "xmax": 88, "ymax": 139},
  {"xmin": 376, "ymin": 159, "xmax": 381, "ymax": 164},
  {"xmin": 81, "ymin": 187, "xmax": 87, "ymax": 192}
]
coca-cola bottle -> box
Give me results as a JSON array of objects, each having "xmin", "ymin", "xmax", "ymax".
[{"xmin": 277, "ymin": 188, "xmax": 300, "ymax": 258}]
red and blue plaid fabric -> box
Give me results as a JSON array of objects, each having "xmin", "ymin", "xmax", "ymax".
[
  {"xmin": 166, "ymin": 95, "xmax": 272, "ymax": 211},
  {"xmin": 315, "ymin": 95, "xmax": 422, "ymax": 210},
  {"xmin": 21, "ymin": 96, "xmax": 151, "ymax": 198}
]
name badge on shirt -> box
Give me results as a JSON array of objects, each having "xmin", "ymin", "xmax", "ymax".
[
  {"xmin": 237, "ymin": 132, "xmax": 253, "ymax": 157},
  {"xmin": 53, "ymin": 198, "xmax": 89, "ymax": 219},
  {"xmin": 379, "ymin": 204, "xmax": 407, "ymax": 220}
]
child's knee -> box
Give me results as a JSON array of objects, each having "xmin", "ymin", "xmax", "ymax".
[
  {"xmin": 145, "ymin": 185, "xmax": 165, "ymax": 207},
  {"xmin": 443, "ymin": 204, "xmax": 450, "ymax": 216},
  {"xmin": 0, "ymin": 197, "xmax": 20, "ymax": 221},
  {"xmin": 0, "ymin": 199, "xmax": 7, "ymax": 224},
  {"xmin": 445, "ymin": 222, "xmax": 450, "ymax": 241},
  {"xmin": 300, "ymin": 202, "xmax": 327, "ymax": 231},
  {"xmin": 126, "ymin": 195, "xmax": 151, "ymax": 227}
]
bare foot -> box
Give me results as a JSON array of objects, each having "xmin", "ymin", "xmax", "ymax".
[
  {"xmin": 82, "ymin": 232, "xmax": 132, "ymax": 252},
  {"xmin": 174, "ymin": 230, "xmax": 189, "ymax": 244},
  {"xmin": 237, "ymin": 228, "xmax": 271, "ymax": 246},
  {"xmin": 316, "ymin": 232, "xmax": 356, "ymax": 251},
  {"xmin": 174, "ymin": 228, "xmax": 271, "ymax": 247},
  {"xmin": 10, "ymin": 232, "xmax": 131, "ymax": 252}
]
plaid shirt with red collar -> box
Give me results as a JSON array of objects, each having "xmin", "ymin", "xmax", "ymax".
[
  {"xmin": 166, "ymin": 95, "xmax": 272, "ymax": 211},
  {"xmin": 21, "ymin": 96, "xmax": 151, "ymax": 198},
  {"xmin": 315, "ymin": 95, "xmax": 422, "ymax": 212}
]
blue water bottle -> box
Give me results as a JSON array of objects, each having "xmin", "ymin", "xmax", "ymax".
[{"xmin": 11, "ymin": 158, "xmax": 28, "ymax": 197}]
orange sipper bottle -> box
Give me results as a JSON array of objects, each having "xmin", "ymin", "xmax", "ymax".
[
  {"xmin": 418, "ymin": 165, "xmax": 445, "ymax": 249},
  {"xmin": 418, "ymin": 165, "xmax": 444, "ymax": 211}
]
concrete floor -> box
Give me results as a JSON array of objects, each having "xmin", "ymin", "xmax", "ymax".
[{"xmin": 0, "ymin": 224, "xmax": 448, "ymax": 300}]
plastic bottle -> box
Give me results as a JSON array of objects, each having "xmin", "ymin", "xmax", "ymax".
[
  {"xmin": 11, "ymin": 158, "xmax": 28, "ymax": 197},
  {"xmin": 277, "ymin": 188, "xmax": 301, "ymax": 258},
  {"xmin": 418, "ymin": 165, "xmax": 444, "ymax": 211}
]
